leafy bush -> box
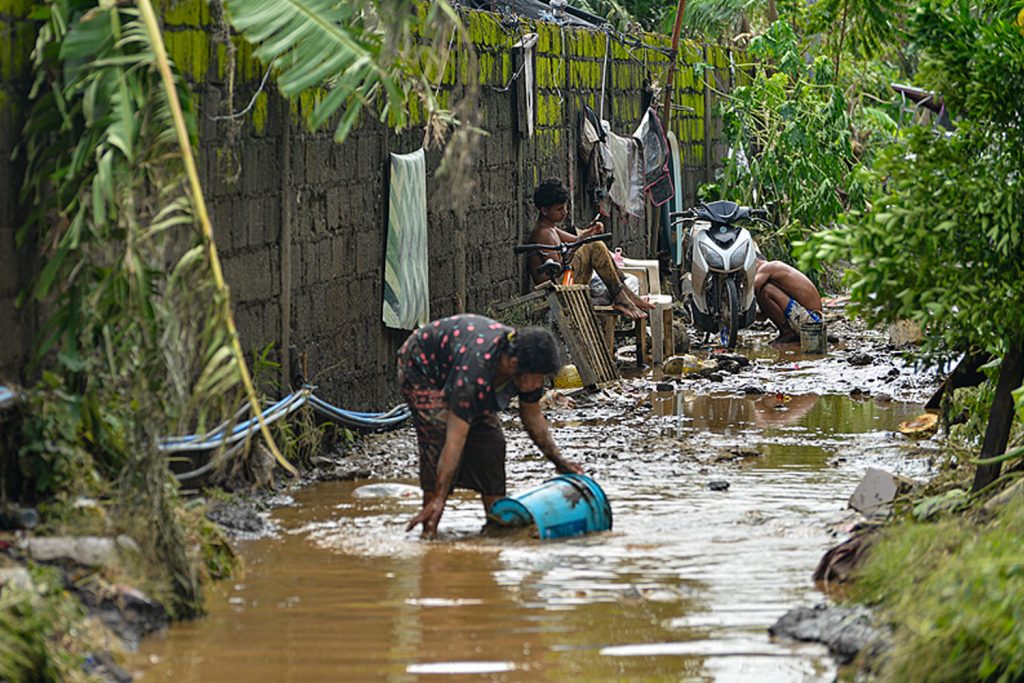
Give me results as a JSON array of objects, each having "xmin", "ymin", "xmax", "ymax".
[
  {"xmin": 852, "ymin": 492, "xmax": 1024, "ymax": 682},
  {"xmin": 714, "ymin": 21, "xmax": 865, "ymax": 258}
]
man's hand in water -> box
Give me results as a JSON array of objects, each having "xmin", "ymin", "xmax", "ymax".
[{"xmin": 406, "ymin": 496, "xmax": 446, "ymax": 538}]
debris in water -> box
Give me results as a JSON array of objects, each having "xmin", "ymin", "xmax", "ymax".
[
  {"xmin": 898, "ymin": 413, "xmax": 938, "ymax": 437},
  {"xmin": 848, "ymin": 468, "xmax": 915, "ymax": 514},
  {"xmin": 353, "ymin": 483, "xmax": 421, "ymax": 499}
]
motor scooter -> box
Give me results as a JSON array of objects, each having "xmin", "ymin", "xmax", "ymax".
[{"xmin": 673, "ymin": 200, "xmax": 768, "ymax": 349}]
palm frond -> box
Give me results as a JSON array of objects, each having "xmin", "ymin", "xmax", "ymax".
[{"xmin": 223, "ymin": 0, "xmax": 456, "ymax": 143}]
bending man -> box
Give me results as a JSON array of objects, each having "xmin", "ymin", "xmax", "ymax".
[
  {"xmin": 400, "ymin": 314, "xmax": 583, "ymax": 537},
  {"xmin": 527, "ymin": 178, "xmax": 654, "ymax": 320},
  {"xmin": 753, "ymin": 259, "xmax": 823, "ymax": 344}
]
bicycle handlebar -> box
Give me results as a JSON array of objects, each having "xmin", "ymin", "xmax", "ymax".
[{"xmin": 513, "ymin": 232, "xmax": 613, "ymax": 254}]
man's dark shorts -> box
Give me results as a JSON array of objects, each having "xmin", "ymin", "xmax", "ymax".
[{"xmin": 399, "ymin": 374, "xmax": 507, "ymax": 497}]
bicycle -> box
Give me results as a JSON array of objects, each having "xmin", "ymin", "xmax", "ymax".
[{"xmin": 513, "ymin": 232, "xmax": 613, "ymax": 286}]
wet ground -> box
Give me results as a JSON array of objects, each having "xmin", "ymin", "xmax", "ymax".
[{"xmin": 133, "ymin": 315, "xmax": 944, "ymax": 682}]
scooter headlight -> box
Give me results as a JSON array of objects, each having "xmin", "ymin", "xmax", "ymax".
[
  {"xmin": 699, "ymin": 242, "xmax": 725, "ymax": 270},
  {"xmin": 728, "ymin": 243, "xmax": 749, "ymax": 270}
]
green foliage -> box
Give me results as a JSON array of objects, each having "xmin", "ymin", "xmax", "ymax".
[
  {"xmin": 16, "ymin": 374, "xmax": 106, "ymax": 497},
  {"xmin": 715, "ymin": 21, "xmax": 863, "ymax": 257},
  {"xmin": 0, "ymin": 566, "xmax": 100, "ymax": 683},
  {"xmin": 797, "ymin": 2, "xmax": 1024, "ymax": 360},
  {"xmin": 16, "ymin": 0, "xmax": 250, "ymax": 618},
  {"xmin": 222, "ymin": 0, "xmax": 465, "ymax": 144},
  {"xmin": 807, "ymin": 0, "xmax": 908, "ymax": 66},
  {"xmin": 851, "ymin": 491, "xmax": 1024, "ymax": 682}
]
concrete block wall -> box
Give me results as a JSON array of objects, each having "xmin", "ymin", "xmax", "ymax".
[{"xmin": 0, "ymin": 2, "xmax": 739, "ymax": 409}]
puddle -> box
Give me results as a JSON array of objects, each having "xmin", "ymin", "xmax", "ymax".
[{"xmin": 133, "ymin": 391, "xmax": 932, "ymax": 682}]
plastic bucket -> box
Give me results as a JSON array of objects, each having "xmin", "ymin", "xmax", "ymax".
[
  {"xmin": 800, "ymin": 320, "xmax": 827, "ymax": 354},
  {"xmin": 488, "ymin": 474, "xmax": 612, "ymax": 540}
]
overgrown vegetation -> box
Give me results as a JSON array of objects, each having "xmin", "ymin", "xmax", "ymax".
[
  {"xmin": 0, "ymin": 565, "xmax": 108, "ymax": 683},
  {"xmin": 4, "ymin": 0, "xmax": 471, "ymax": 669},
  {"xmin": 711, "ymin": 21, "xmax": 864, "ymax": 259},
  {"xmin": 852, "ymin": 488, "xmax": 1024, "ymax": 682}
]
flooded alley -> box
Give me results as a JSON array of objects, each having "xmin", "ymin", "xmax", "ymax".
[{"xmin": 134, "ymin": 329, "xmax": 939, "ymax": 682}]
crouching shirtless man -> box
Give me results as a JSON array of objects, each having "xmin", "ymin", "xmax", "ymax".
[{"xmin": 753, "ymin": 259, "xmax": 823, "ymax": 344}]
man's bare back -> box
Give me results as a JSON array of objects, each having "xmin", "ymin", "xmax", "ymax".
[
  {"xmin": 753, "ymin": 260, "xmax": 823, "ymax": 344},
  {"xmin": 753, "ymin": 260, "xmax": 822, "ymax": 312}
]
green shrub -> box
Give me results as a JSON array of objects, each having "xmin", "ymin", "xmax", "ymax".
[{"xmin": 852, "ymin": 492, "xmax": 1024, "ymax": 682}]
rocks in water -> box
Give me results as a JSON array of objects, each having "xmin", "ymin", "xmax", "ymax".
[
  {"xmin": 847, "ymin": 352, "xmax": 873, "ymax": 366},
  {"xmin": 76, "ymin": 583, "xmax": 169, "ymax": 650},
  {"xmin": 713, "ymin": 447, "xmax": 762, "ymax": 463},
  {"xmin": 769, "ymin": 603, "xmax": 887, "ymax": 664},
  {"xmin": 206, "ymin": 501, "xmax": 268, "ymax": 535},
  {"xmin": 332, "ymin": 463, "xmax": 373, "ymax": 481},
  {"xmin": 21, "ymin": 535, "xmax": 139, "ymax": 568},
  {"xmin": 708, "ymin": 480, "xmax": 730, "ymax": 491},
  {"xmin": 742, "ymin": 385, "xmax": 766, "ymax": 395},
  {"xmin": 655, "ymin": 382, "xmax": 675, "ymax": 392}
]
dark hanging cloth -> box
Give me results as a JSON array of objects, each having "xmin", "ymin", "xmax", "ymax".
[
  {"xmin": 577, "ymin": 105, "xmax": 613, "ymax": 215},
  {"xmin": 634, "ymin": 108, "xmax": 673, "ymax": 207}
]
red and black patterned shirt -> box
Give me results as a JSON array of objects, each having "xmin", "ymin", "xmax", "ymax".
[{"xmin": 398, "ymin": 314, "xmax": 543, "ymax": 421}]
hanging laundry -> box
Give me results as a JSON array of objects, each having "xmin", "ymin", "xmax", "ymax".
[
  {"xmin": 383, "ymin": 149, "xmax": 429, "ymax": 330},
  {"xmin": 604, "ymin": 122, "xmax": 645, "ymax": 218},
  {"xmin": 633, "ymin": 108, "xmax": 674, "ymax": 207},
  {"xmin": 577, "ymin": 105, "xmax": 612, "ymax": 214}
]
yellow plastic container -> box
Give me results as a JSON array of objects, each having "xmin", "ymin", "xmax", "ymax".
[{"xmin": 553, "ymin": 364, "xmax": 583, "ymax": 389}]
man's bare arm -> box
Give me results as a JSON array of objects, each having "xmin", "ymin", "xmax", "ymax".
[
  {"xmin": 519, "ymin": 400, "xmax": 583, "ymax": 474},
  {"xmin": 406, "ymin": 412, "xmax": 470, "ymax": 536}
]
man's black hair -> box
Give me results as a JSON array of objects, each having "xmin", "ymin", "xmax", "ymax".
[
  {"xmin": 533, "ymin": 178, "xmax": 570, "ymax": 209},
  {"xmin": 513, "ymin": 327, "xmax": 563, "ymax": 376}
]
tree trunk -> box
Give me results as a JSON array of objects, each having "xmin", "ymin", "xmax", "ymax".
[{"xmin": 971, "ymin": 342, "xmax": 1024, "ymax": 492}]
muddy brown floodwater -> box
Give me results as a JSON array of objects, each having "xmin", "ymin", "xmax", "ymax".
[{"xmin": 134, "ymin": 331, "xmax": 941, "ymax": 682}]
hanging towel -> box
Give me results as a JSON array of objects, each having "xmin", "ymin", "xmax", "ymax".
[
  {"xmin": 383, "ymin": 149, "xmax": 429, "ymax": 330},
  {"xmin": 514, "ymin": 33, "xmax": 538, "ymax": 138},
  {"xmin": 604, "ymin": 123, "xmax": 644, "ymax": 218}
]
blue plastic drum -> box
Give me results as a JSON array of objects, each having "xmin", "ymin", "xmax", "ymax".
[{"xmin": 488, "ymin": 474, "xmax": 612, "ymax": 540}]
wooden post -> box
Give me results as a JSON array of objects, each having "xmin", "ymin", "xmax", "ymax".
[
  {"xmin": 661, "ymin": 0, "xmax": 688, "ymax": 133},
  {"xmin": 971, "ymin": 343, "xmax": 1024, "ymax": 492}
]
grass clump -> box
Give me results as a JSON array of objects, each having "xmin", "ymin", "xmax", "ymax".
[
  {"xmin": 850, "ymin": 488, "xmax": 1024, "ymax": 682},
  {"xmin": 0, "ymin": 566, "xmax": 111, "ymax": 683}
]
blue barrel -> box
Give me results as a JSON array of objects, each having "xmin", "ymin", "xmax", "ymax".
[{"xmin": 488, "ymin": 474, "xmax": 612, "ymax": 540}]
